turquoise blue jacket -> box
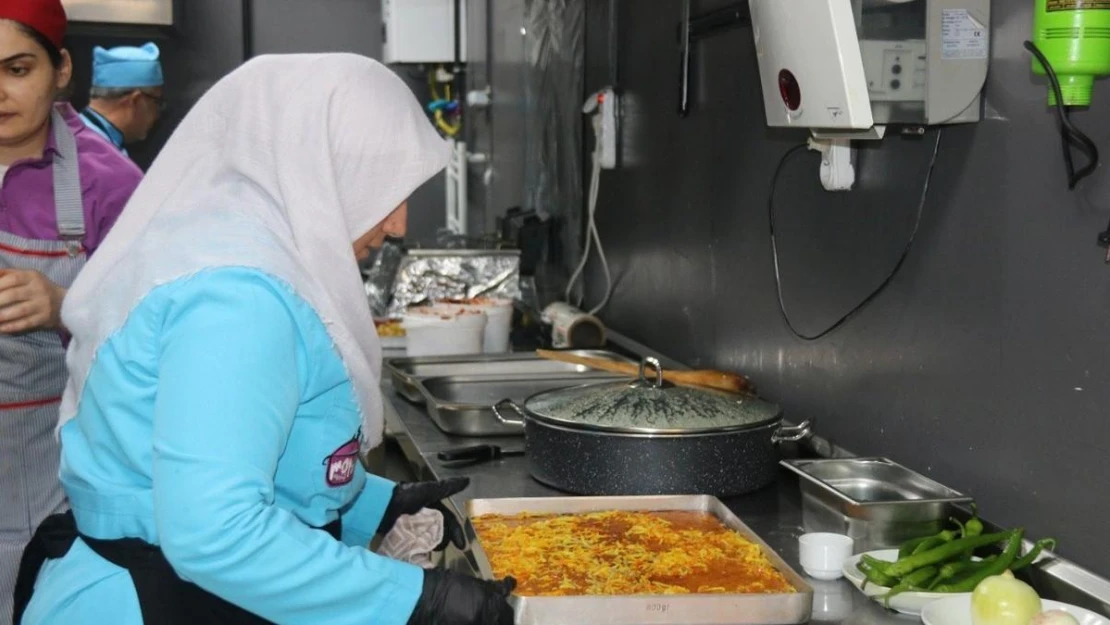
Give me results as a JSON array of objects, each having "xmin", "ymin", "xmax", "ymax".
[
  {"xmin": 79, "ymin": 108, "xmax": 128, "ymax": 156},
  {"xmin": 23, "ymin": 268, "xmax": 422, "ymax": 625}
]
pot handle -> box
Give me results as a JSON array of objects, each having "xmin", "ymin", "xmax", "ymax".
[
  {"xmin": 638, "ymin": 357, "xmax": 665, "ymax": 389},
  {"xmin": 772, "ymin": 419, "xmax": 813, "ymax": 444},
  {"xmin": 492, "ymin": 398, "xmax": 526, "ymax": 427}
]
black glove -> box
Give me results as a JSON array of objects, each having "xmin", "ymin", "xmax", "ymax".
[
  {"xmin": 378, "ymin": 477, "xmax": 469, "ymax": 550},
  {"xmin": 407, "ymin": 569, "xmax": 516, "ymax": 625}
]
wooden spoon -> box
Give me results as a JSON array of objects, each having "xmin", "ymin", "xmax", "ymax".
[{"xmin": 536, "ymin": 349, "xmax": 753, "ymax": 395}]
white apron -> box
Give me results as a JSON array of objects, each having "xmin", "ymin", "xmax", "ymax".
[{"xmin": 0, "ymin": 110, "xmax": 86, "ymax": 624}]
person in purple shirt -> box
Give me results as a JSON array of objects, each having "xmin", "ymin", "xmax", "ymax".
[{"xmin": 0, "ymin": 2, "xmax": 142, "ymax": 620}]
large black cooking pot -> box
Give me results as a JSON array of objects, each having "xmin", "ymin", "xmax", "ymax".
[{"xmin": 493, "ymin": 357, "xmax": 812, "ymax": 497}]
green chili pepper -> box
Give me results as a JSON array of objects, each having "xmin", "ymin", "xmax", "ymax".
[
  {"xmin": 958, "ymin": 515, "xmax": 984, "ymax": 560},
  {"xmin": 861, "ymin": 554, "xmax": 893, "ymax": 573},
  {"xmin": 1010, "ymin": 538, "xmax": 1056, "ymax": 572},
  {"xmin": 926, "ymin": 556, "xmax": 997, "ymax": 590},
  {"xmin": 882, "ymin": 565, "xmax": 939, "ymax": 606},
  {"xmin": 898, "ymin": 535, "xmax": 936, "ymax": 559},
  {"xmin": 885, "ymin": 530, "xmax": 1016, "ymax": 578},
  {"xmin": 931, "ymin": 529, "xmax": 1026, "ymax": 593},
  {"xmin": 911, "ymin": 537, "xmax": 941, "ymax": 556},
  {"xmin": 911, "ymin": 535, "xmax": 946, "ymax": 556},
  {"xmin": 857, "ymin": 559, "xmax": 898, "ymax": 588},
  {"xmin": 911, "ymin": 527, "xmax": 961, "ymax": 556}
]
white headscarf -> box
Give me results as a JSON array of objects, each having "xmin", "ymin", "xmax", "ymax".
[{"xmin": 59, "ymin": 53, "xmax": 450, "ymax": 448}]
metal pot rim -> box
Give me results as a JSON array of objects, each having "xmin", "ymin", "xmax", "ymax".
[
  {"xmin": 523, "ymin": 409, "xmax": 786, "ymax": 438},
  {"xmin": 514, "ymin": 358, "xmax": 785, "ymax": 434},
  {"xmin": 514, "ymin": 384, "xmax": 786, "ymax": 435}
]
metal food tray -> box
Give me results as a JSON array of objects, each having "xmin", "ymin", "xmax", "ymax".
[
  {"xmin": 464, "ymin": 495, "xmax": 813, "ymax": 625},
  {"xmin": 418, "ymin": 372, "xmax": 624, "ymax": 436},
  {"xmin": 781, "ymin": 457, "xmax": 973, "ymax": 551},
  {"xmin": 385, "ymin": 350, "xmax": 634, "ymax": 405}
]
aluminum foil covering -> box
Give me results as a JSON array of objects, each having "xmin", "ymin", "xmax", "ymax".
[
  {"xmin": 364, "ymin": 237, "xmax": 407, "ymax": 318},
  {"xmin": 374, "ymin": 250, "xmax": 522, "ymax": 318}
]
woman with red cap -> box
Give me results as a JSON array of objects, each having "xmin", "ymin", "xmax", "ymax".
[{"xmin": 0, "ymin": 1, "xmax": 142, "ymax": 621}]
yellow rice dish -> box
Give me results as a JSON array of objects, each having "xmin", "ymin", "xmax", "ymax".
[{"xmin": 471, "ymin": 510, "xmax": 796, "ymax": 597}]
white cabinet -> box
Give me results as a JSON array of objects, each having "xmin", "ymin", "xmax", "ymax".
[{"xmin": 382, "ymin": 0, "xmax": 467, "ymax": 64}]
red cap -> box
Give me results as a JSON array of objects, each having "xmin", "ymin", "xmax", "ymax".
[{"xmin": 0, "ymin": 0, "xmax": 68, "ymax": 49}]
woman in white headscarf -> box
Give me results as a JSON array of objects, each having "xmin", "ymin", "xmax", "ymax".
[{"xmin": 11, "ymin": 53, "xmax": 516, "ymax": 625}]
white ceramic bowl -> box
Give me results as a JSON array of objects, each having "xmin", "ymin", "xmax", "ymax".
[
  {"xmin": 799, "ymin": 533, "xmax": 854, "ymax": 580},
  {"xmin": 922, "ymin": 595, "xmax": 1110, "ymax": 625},
  {"xmin": 842, "ymin": 549, "xmax": 971, "ymax": 616}
]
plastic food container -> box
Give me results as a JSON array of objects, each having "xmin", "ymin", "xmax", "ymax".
[
  {"xmin": 402, "ymin": 305, "xmax": 487, "ymax": 357},
  {"xmin": 439, "ymin": 298, "xmax": 514, "ymax": 353},
  {"xmin": 481, "ymin": 300, "xmax": 513, "ymax": 353}
]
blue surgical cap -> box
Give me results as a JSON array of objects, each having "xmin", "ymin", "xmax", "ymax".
[{"xmin": 92, "ymin": 42, "xmax": 164, "ymax": 89}]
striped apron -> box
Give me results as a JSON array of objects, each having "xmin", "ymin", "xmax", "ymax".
[{"xmin": 0, "ymin": 110, "xmax": 87, "ymax": 625}]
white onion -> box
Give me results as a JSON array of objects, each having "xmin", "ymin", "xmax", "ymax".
[
  {"xmin": 1029, "ymin": 610, "xmax": 1080, "ymax": 625},
  {"xmin": 970, "ymin": 575, "xmax": 1043, "ymax": 625}
]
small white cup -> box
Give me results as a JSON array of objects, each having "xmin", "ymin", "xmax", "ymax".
[{"xmin": 798, "ymin": 533, "xmax": 854, "ymax": 581}]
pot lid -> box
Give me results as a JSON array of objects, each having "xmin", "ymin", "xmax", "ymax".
[{"xmin": 521, "ymin": 358, "xmax": 782, "ymax": 434}]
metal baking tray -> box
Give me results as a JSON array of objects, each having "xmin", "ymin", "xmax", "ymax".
[
  {"xmin": 385, "ymin": 350, "xmax": 633, "ymax": 404},
  {"xmin": 781, "ymin": 457, "xmax": 974, "ymax": 551},
  {"xmin": 464, "ymin": 495, "xmax": 813, "ymax": 625},
  {"xmin": 418, "ymin": 372, "xmax": 623, "ymax": 436}
]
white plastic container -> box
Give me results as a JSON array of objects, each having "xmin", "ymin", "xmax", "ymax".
[
  {"xmin": 481, "ymin": 300, "xmax": 513, "ymax": 353},
  {"xmin": 438, "ymin": 298, "xmax": 514, "ymax": 353},
  {"xmin": 402, "ymin": 305, "xmax": 487, "ymax": 357}
]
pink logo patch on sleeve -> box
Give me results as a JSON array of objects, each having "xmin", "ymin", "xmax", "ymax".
[{"xmin": 322, "ymin": 437, "xmax": 360, "ymax": 487}]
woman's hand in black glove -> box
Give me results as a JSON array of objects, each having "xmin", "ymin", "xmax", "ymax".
[
  {"xmin": 378, "ymin": 477, "xmax": 469, "ymax": 550},
  {"xmin": 406, "ymin": 570, "xmax": 516, "ymax": 625}
]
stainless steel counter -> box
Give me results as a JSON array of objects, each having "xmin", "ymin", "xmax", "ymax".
[
  {"xmin": 384, "ymin": 379, "xmax": 909, "ymax": 624},
  {"xmin": 379, "ymin": 343, "xmax": 1110, "ymax": 624}
]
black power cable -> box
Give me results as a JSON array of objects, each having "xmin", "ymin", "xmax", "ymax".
[
  {"xmin": 1023, "ymin": 41, "xmax": 1108, "ymax": 253},
  {"xmin": 769, "ymin": 131, "xmax": 943, "ymax": 341},
  {"xmin": 1023, "ymin": 41, "xmax": 1100, "ymax": 190}
]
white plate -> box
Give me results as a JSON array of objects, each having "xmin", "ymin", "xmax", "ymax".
[
  {"xmin": 921, "ymin": 595, "xmax": 1110, "ymax": 625},
  {"xmin": 843, "ymin": 549, "xmax": 971, "ymax": 616}
]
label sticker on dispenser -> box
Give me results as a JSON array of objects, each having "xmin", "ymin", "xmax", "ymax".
[
  {"xmin": 1046, "ymin": 1, "xmax": 1110, "ymax": 11},
  {"xmin": 941, "ymin": 9, "xmax": 988, "ymax": 60}
]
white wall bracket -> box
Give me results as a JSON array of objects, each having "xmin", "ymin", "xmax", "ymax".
[
  {"xmin": 582, "ymin": 87, "xmax": 618, "ymax": 170},
  {"xmin": 445, "ymin": 139, "xmax": 468, "ymax": 235},
  {"xmin": 466, "ymin": 87, "xmax": 492, "ymax": 108},
  {"xmin": 808, "ymin": 137, "xmax": 856, "ymax": 192}
]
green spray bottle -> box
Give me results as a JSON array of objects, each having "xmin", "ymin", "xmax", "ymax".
[{"xmin": 1031, "ymin": 0, "xmax": 1110, "ymax": 106}]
